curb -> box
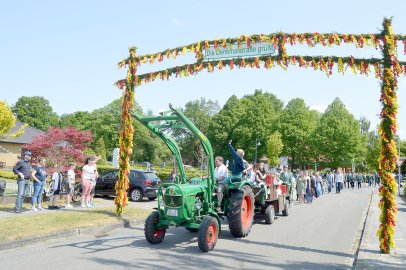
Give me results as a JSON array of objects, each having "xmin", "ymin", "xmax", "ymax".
[
  {"xmin": 0, "ymin": 218, "xmax": 144, "ymax": 251},
  {"xmin": 352, "ymin": 191, "xmax": 374, "ymax": 269}
]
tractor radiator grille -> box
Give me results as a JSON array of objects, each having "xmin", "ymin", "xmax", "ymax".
[{"xmin": 164, "ymin": 195, "xmax": 182, "ymax": 207}]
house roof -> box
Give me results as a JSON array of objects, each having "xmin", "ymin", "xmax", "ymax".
[{"xmin": 0, "ymin": 121, "xmax": 43, "ymax": 144}]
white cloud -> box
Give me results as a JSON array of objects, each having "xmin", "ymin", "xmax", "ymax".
[
  {"xmin": 309, "ymin": 104, "xmax": 327, "ymax": 113},
  {"xmin": 170, "ymin": 18, "xmax": 184, "ymax": 27}
]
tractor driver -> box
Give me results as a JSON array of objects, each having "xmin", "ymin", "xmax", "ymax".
[
  {"xmin": 214, "ymin": 156, "xmax": 228, "ymax": 183},
  {"xmin": 217, "ymin": 140, "xmax": 247, "ymax": 211}
]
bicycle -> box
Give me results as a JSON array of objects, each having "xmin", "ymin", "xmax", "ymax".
[{"xmin": 71, "ymin": 182, "xmax": 82, "ymax": 202}]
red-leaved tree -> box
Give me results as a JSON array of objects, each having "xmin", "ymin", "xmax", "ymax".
[{"xmin": 26, "ymin": 126, "xmax": 93, "ymax": 167}]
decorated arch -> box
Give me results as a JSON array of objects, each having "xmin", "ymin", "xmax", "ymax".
[{"xmin": 115, "ymin": 18, "xmax": 405, "ymax": 253}]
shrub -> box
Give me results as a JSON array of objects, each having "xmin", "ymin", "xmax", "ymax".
[{"xmin": 0, "ymin": 169, "xmax": 17, "ymax": 180}]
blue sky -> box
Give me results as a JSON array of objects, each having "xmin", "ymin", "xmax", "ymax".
[{"xmin": 1, "ymin": 0, "xmax": 405, "ymax": 138}]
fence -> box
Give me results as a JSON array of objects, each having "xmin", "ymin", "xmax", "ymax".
[{"xmin": 1, "ymin": 180, "xmax": 69, "ymax": 197}]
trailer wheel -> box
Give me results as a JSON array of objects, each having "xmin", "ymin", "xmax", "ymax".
[
  {"xmin": 198, "ymin": 216, "xmax": 218, "ymax": 252},
  {"xmin": 228, "ymin": 186, "xmax": 254, "ymax": 237},
  {"xmin": 282, "ymin": 199, "xmax": 290, "ymax": 216},
  {"xmin": 264, "ymin": 204, "xmax": 275, "ymax": 224},
  {"xmin": 144, "ymin": 211, "xmax": 166, "ymax": 244}
]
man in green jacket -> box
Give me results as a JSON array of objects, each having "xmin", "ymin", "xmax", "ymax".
[{"xmin": 280, "ymin": 165, "xmax": 293, "ymax": 194}]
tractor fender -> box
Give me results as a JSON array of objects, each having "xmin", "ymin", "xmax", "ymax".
[
  {"xmin": 236, "ymin": 180, "xmax": 254, "ymax": 190},
  {"xmin": 207, "ymin": 210, "xmax": 222, "ymax": 236}
]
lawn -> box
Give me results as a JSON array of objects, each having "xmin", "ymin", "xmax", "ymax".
[{"xmin": 0, "ymin": 202, "xmax": 151, "ymax": 242}]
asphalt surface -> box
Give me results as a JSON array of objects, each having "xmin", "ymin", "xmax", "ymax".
[{"xmin": 1, "ymin": 187, "xmax": 373, "ymax": 270}]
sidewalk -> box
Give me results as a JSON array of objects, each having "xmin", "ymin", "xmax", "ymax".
[
  {"xmin": 355, "ymin": 192, "xmax": 406, "ymax": 269},
  {"xmin": 0, "ymin": 198, "xmax": 154, "ymax": 250}
]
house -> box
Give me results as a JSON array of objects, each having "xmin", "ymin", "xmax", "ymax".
[{"xmin": 0, "ymin": 121, "xmax": 43, "ymax": 168}]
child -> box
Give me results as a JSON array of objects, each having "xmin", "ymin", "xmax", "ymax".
[
  {"xmin": 49, "ymin": 166, "xmax": 61, "ymax": 209},
  {"xmin": 65, "ymin": 163, "xmax": 76, "ymax": 208}
]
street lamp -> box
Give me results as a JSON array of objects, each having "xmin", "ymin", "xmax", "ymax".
[{"xmin": 254, "ymin": 138, "xmax": 261, "ymax": 165}]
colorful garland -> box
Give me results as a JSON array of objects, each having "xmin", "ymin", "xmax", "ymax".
[
  {"xmin": 117, "ymin": 19, "xmax": 403, "ymax": 253},
  {"xmin": 377, "ymin": 18, "xmax": 399, "ymax": 254},
  {"xmin": 115, "ymin": 47, "xmax": 137, "ymax": 215},
  {"xmin": 118, "ymin": 32, "xmax": 406, "ymax": 69},
  {"xmin": 115, "ymin": 55, "xmax": 390, "ymax": 89}
]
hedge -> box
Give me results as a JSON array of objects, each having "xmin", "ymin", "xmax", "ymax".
[
  {"xmin": 0, "ymin": 169, "xmax": 17, "ymax": 180},
  {"xmin": 96, "ymin": 165, "xmax": 210, "ymax": 182},
  {"xmin": 0, "ymin": 165, "xmax": 211, "ymax": 182}
]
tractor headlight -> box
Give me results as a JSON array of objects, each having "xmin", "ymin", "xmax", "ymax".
[
  {"xmin": 160, "ymin": 200, "xmax": 164, "ymax": 207},
  {"xmin": 195, "ymin": 197, "xmax": 202, "ymax": 210}
]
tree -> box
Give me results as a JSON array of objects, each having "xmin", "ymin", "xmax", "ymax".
[
  {"xmin": 60, "ymin": 111, "xmax": 92, "ymax": 131},
  {"xmin": 355, "ymin": 117, "xmax": 372, "ymax": 171},
  {"xmin": 276, "ymin": 98, "xmax": 318, "ymax": 168},
  {"xmin": 13, "ymin": 96, "xmax": 60, "ymax": 131},
  {"xmin": 0, "ymin": 101, "xmax": 16, "ymax": 137},
  {"xmin": 0, "ymin": 100, "xmax": 26, "ymax": 138},
  {"xmin": 172, "ymin": 98, "xmax": 220, "ymax": 166},
  {"xmin": 313, "ymin": 98, "xmax": 362, "ymax": 168},
  {"xmin": 266, "ymin": 131, "xmax": 284, "ymax": 166},
  {"xmin": 95, "ymin": 137, "xmax": 107, "ymax": 162},
  {"xmin": 59, "ymin": 98, "xmax": 171, "ymax": 164},
  {"xmin": 208, "ymin": 90, "xmax": 283, "ymax": 161},
  {"xmin": 25, "ymin": 126, "xmax": 93, "ymax": 166},
  {"xmin": 364, "ymin": 130, "xmax": 380, "ymax": 172}
]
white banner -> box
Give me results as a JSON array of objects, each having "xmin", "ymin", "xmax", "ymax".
[{"xmin": 203, "ymin": 42, "xmax": 276, "ymax": 61}]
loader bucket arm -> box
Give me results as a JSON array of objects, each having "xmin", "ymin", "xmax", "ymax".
[
  {"xmin": 168, "ymin": 104, "xmax": 216, "ymax": 201},
  {"xmin": 131, "ymin": 111, "xmax": 187, "ymax": 183}
]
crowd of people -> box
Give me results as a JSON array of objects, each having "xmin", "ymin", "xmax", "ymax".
[
  {"xmin": 11, "ymin": 145, "xmax": 382, "ymax": 214},
  {"xmin": 12, "ymin": 151, "xmax": 101, "ymax": 213},
  {"xmin": 214, "ymin": 142, "xmax": 382, "ymax": 208}
]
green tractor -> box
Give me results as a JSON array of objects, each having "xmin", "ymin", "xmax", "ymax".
[{"xmin": 132, "ymin": 104, "xmax": 255, "ymax": 252}]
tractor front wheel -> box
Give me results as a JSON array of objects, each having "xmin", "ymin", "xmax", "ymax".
[
  {"xmin": 198, "ymin": 216, "xmax": 219, "ymax": 252},
  {"xmin": 144, "ymin": 211, "xmax": 166, "ymax": 244},
  {"xmin": 227, "ymin": 186, "xmax": 254, "ymax": 238}
]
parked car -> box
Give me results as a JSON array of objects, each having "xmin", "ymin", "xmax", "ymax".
[{"xmin": 95, "ymin": 169, "xmax": 161, "ymax": 202}]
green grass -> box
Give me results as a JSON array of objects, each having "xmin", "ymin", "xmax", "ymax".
[{"xmin": 0, "ymin": 201, "xmax": 151, "ymax": 242}]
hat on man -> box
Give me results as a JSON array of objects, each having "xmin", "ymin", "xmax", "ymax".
[{"xmin": 24, "ymin": 151, "xmax": 32, "ymax": 156}]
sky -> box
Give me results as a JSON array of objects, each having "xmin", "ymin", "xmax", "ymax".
[{"xmin": 0, "ymin": 0, "xmax": 405, "ymax": 139}]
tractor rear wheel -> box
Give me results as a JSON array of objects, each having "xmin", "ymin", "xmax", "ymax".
[
  {"xmin": 227, "ymin": 186, "xmax": 254, "ymax": 238},
  {"xmin": 198, "ymin": 216, "xmax": 219, "ymax": 252},
  {"xmin": 282, "ymin": 198, "xmax": 290, "ymax": 216},
  {"xmin": 144, "ymin": 211, "xmax": 166, "ymax": 244},
  {"xmin": 264, "ymin": 204, "xmax": 275, "ymax": 224}
]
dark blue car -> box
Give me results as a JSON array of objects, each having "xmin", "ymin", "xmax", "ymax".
[{"xmin": 95, "ymin": 169, "xmax": 160, "ymax": 202}]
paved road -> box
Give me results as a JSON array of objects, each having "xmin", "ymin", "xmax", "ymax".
[{"xmin": 1, "ymin": 187, "xmax": 373, "ymax": 270}]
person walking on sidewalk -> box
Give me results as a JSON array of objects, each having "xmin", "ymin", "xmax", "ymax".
[
  {"xmin": 336, "ymin": 168, "xmax": 344, "ymax": 194},
  {"xmin": 31, "ymin": 157, "xmax": 47, "ymax": 211},
  {"xmin": 356, "ymin": 173, "xmax": 363, "ymax": 189},
  {"xmin": 327, "ymin": 171, "xmax": 334, "ymax": 193},
  {"xmin": 13, "ymin": 151, "xmax": 33, "ymax": 213}
]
